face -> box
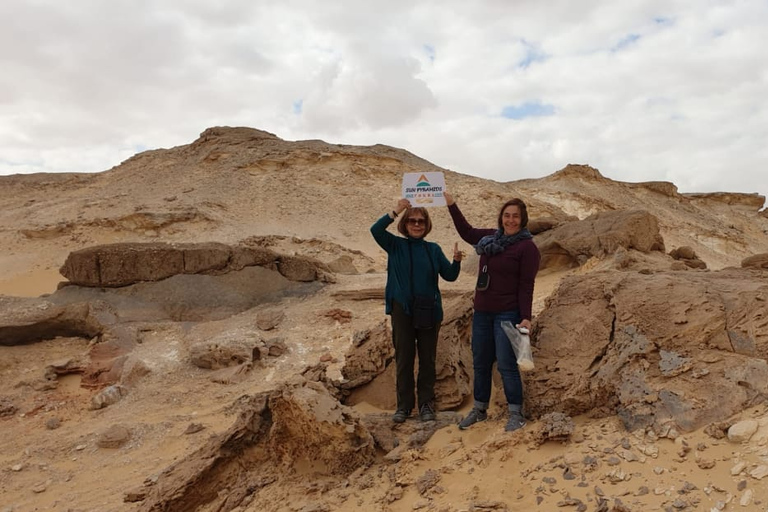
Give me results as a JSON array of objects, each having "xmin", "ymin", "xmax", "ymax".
[
  {"xmin": 406, "ymin": 213, "xmax": 427, "ymax": 239},
  {"xmin": 501, "ymin": 205, "xmax": 522, "ymax": 235}
]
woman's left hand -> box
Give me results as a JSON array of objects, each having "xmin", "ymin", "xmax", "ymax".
[
  {"xmin": 517, "ymin": 319, "xmax": 532, "ymax": 331},
  {"xmin": 453, "ymin": 242, "xmax": 463, "ymax": 262}
]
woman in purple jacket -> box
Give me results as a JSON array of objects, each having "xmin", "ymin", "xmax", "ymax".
[{"xmin": 444, "ymin": 192, "xmax": 540, "ymax": 432}]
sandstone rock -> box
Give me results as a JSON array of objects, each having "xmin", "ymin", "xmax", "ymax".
[
  {"xmin": 138, "ymin": 382, "xmax": 376, "ymax": 511},
  {"xmin": 59, "ymin": 241, "xmax": 331, "ymax": 288},
  {"xmin": 525, "ymin": 268, "xmax": 768, "ymax": 434},
  {"xmin": 0, "ymin": 296, "xmax": 108, "ymax": 346},
  {"xmin": 535, "ymin": 209, "xmax": 666, "ymax": 271},
  {"xmin": 189, "ymin": 336, "xmax": 260, "ymax": 370},
  {"xmin": 532, "ymin": 412, "xmax": 575, "ymax": 445},
  {"xmin": 669, "ymin": 246, "xmax": 708, "ymax": 269},
  {"xmin": 119, "ymin": 357, "xmax": 152, "ymax": 387},
  {"xmin": 728, "ymin": 420, "xmax": 759, "ymax": 443},
  {"xmin": 528, "ymin": 217, "xmax": 560, "ymax": 235},
  {"xmin": 97, "ymin": 424, "xmax": 132, "ymax": 448},
  {"xmin": 742, "ymin": 253, "xmax": 768, "ymax": 269},
  {"xmin": 327, "ymin": 255, "xmax": 358, "ymax": 274},
  {"xmin": 255, "ymin": 310, "xmax": 284, "ymax": 331},
  {"xmin": 90, "ymin": 384, "xmax": 129, "ymax": 410},
  {"xmin": 341, "ymin": 297, "xmax": 473, "ymax": 409},
  {"xmin": 0, "ymin": 396, "xmax": 17, "ymax": 417}
]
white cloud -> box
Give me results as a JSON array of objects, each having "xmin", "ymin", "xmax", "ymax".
[{"xmin": 1, "ymin": 0, "xmax": 766, "ymax": 200}]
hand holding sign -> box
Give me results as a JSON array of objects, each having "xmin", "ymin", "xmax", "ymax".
[{"xmin": 402, "ymin": 172, "xmax": 446, "ymax": 207}]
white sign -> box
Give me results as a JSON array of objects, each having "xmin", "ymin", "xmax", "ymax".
[{"xmin": 401, "ymin": 172, "xmax": 446, "ymax": 207}]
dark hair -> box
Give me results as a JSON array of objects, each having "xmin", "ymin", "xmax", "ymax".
[
  {"xmin": 397, "ymin": 207, "xmax": 433, "ymax": 237},
  {"xmin": 497, "ymin": 198, "xmax": 529, "ymax": 230}
]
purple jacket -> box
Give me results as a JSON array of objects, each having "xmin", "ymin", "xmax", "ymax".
[{"xmin": 448, "ymin": 203, "xmax": 540, "ymax": 319}]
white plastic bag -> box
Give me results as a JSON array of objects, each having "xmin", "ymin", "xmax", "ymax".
[{"xmin": 501, "ymin": 321, "xmax": 535, "ymax": 372}]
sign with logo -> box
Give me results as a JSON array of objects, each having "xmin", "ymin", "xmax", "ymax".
[{"xmin": 402, "ymin": 172, "xmax": 446, "ymax": 207}]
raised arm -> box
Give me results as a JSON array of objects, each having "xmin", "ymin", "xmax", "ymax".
[
  {"xmin": 444, "ymin": 191, "xmax": 494, "ymax": 245},
  {"xmin": 370, "ymin": 198, "xmax": 410, "ymax": 252}
]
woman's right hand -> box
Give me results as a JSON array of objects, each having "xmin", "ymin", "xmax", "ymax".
[
  {"xmin": 444, "ymin": 191, "xmax": 455, "ymax": 206},
  {"xmin": 395, "ymin": 198, "xmax": 410, "ymax": 214}
]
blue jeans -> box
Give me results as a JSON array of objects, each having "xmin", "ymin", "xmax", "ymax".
[{"xmin": 471, "ymin": 310, "xmax": 523, "ymax": 407}]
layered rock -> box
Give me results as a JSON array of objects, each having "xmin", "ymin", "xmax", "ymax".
[
  {"xmin": 535, "ymin": 209, "xmax": 666, "ymax": 271},
  {"xmin": 135, "ymin": 381, "xmax": 376, "ymax": 511},
  {"xmin": 60, "ymin": 241, "xmax": 333, "ymax": 288},
  {"xmin": 340, "ymin": 294, "xmax": 474, "ymax": 409},
  {"xmin": 526, "ymin": 268, "xmax": 768, "ymax": 434}
]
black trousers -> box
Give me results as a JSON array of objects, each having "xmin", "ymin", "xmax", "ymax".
[{"xmin": 391, "ymin": 301, "xmax": 440, "ymax": 412}]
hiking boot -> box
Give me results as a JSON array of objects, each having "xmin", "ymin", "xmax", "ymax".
[
  {"xmin": 419, "ymin": 402, "xmax": 436, "ymax": 422},
  {"xmin": 505, "ymin": 411, "xmax": 526, "ymax": 432},
  {"xmin": 458, "ymin": 408, "xmax": 487, "ymax": 430},
  {"xmin": 392, "ymin": 409, "xmax": 410, "ymax": 424}
]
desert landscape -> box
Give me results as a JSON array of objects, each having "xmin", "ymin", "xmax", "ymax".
[{"xmin": 2, "ymin": 126, "xmax": 768, "ymax": 512}]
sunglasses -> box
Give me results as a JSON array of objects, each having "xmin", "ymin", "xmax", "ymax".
[{"xmin": 407, "ymin": 218, "xmax": 426, "ymax": 226}]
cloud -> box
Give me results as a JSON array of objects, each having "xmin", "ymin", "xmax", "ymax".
[{"xmin": 1, "ymin": 0, "xmax": 767, "ymax": 200}]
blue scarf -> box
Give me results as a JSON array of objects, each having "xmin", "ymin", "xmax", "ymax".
[{"xmin": 475, "ymin": 228, "xmax": 532, "ymax": 255}]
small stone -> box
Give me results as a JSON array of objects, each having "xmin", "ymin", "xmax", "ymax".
[
  {"xmin": 11, "ymin": 464, "xmax": 23, "ymax": 472},
  {"xmin": 737, "ymin": 480, "xmax": 747, "ymax": 491},
  {"xmin": 184, "ymin": 423, "xmax": 205, "ymax": 435},
  {"xmin": 45, "ymin": 417, "xmax": 62, "ymax": 430},
  {"xmin": 740, "ymin": 489, "xmax": 753, "ymax": 506},
  {"xmin": 730, "ymin": 461, "xmax": 747, "ymax": 475},
  {"xmin": 97, "ymin": 424, "xmax": 131, "ymax": 449},
  {"xmin": 728, "ymin": 420, "xmax": 759, "ymax": 443},
  {"xmin": 749, "ymin": 464, "xmax": 768, "ymax": 479}
]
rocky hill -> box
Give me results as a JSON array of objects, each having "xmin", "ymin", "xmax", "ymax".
[{"xmin": 1, "ymin": 127, "xmax": 768, "ymax": 512}]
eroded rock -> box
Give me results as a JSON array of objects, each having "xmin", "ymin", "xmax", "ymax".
[
  {"xmin": 137, "ymin": 380, "xmax": 376, "ymax": 512},
  {"xmin": 535, "ymin": 209, "xmax": 666, "ymax": 271},
  {"xmin": 526, "ymin": 268, "xmax": 768, "ymax": 434}
]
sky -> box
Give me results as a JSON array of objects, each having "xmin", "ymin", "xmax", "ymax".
[{"xmin": 1, "ymin": 0, "xmax": 767, "ymax": 200}]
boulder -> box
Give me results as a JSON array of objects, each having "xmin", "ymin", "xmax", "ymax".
[
  {"xmin": 669, "ymin": 246, "xmax": 707, "ymax": 269},
  {"xmin": 59, "ymin": 241, "xmax": 331, "ymax": 288},
  {"xmin": 742, "ymin": 253, "xmax": 768, "ymax": 269},
  {"xmin": 525, "ymin": 268, "xmax": 768, "ymax": 435},
  {"xmin": 535, "ymin": 209, "xmax": 666, "ymax": 271},
  {"xmin": 137, "ymin": 381, "xmax": 376, "ymax": 511},
  {"xmin": 340, "ymin": 293, "xmax": 474, "ymax": 409}
]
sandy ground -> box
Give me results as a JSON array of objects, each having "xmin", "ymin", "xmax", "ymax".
[{"xmin": 3, "ymin": 268, "xmax": 768, "ymax": 512}]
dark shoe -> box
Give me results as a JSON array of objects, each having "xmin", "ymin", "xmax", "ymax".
[
  {"xmin": 419, "ymin": 402, "xmax": 436, "ymax": 422},
  {"xmin": 505, "ymin": 411, "xmax": 526, "ymax": 432},
  {"xmin": 392, "ymin": 409, "xmax": 410, "ymax": 424},
  {"xmin": 458, "ymin": 408, "xmax": 487, "ymax": 430}
]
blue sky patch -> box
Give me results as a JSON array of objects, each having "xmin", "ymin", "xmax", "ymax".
[
  {"xmin": 518, "ymin": 39, "xmax": 547, "ymax": 68},
  {"xmin": 501, "ymin": 101, "xmax": 555, "ymax": 120},
  {"xmin": 293, "ymin": 99, "xmax": 303, "ymax": 115},
  {"xmin": 423, "ymin": 44, "xmax": 435, "ymax": 63},
  {"xmin": 612, "ymin": 33, "xmax": 641, "ymax": 52}
]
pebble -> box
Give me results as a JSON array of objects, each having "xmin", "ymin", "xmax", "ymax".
[
  {"xmin": 749, "ymin": 464, "xmax": 768, "ymax": 479},
  {"xmin": 739, "ymin": 489, "xmax": 753, "ymax": 506},
  {"xmin": 730, "ymin": 461, "xmax": 746, "ymax": 475}
]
